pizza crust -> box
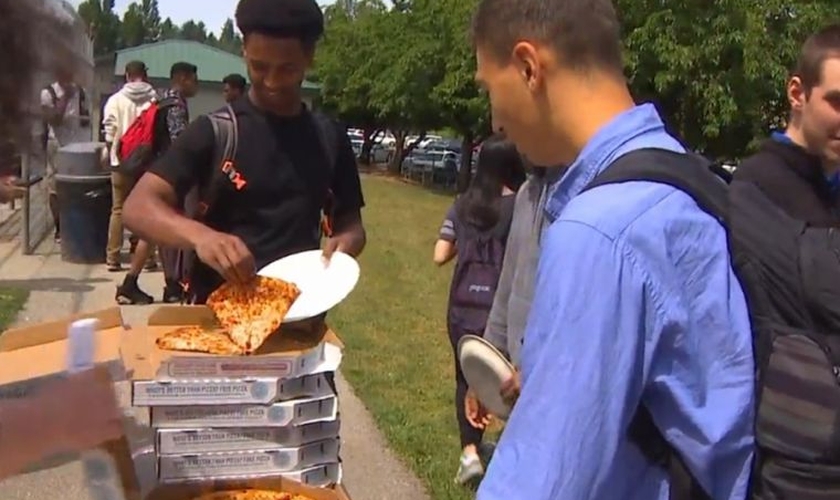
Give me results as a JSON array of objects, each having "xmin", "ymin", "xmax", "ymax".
[
  {"xmin": 207, "ymin": 276, "xmax": 301, "ymax": 354},
  {"xmin": 156, "ymin": 326, "xmax": 245, "ymax": 355}
]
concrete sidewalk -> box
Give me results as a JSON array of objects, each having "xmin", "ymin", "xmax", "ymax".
[{"xmin": 0, "ymin": 238, "xmax": 430, "ymax": 500}]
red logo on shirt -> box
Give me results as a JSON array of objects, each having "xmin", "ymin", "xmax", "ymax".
[{"xmin": 221, "ymin": 160, "xmax": 246, "ymax": 190}]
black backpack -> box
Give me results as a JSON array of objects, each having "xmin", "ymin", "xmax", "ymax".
[
  {"xmin": 581, "ymin": 148, "xmax": 840, "ymax": 499},
  {"xmin": 176, "ymin": 106, "xmax": 341, "ymax": 303},
  {"xmin": 447, "ymin": 199, "xmax": 513, "ymax": 335}
]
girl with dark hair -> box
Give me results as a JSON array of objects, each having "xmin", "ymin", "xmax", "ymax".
[
  {"xmin": 0, "ymin": 0, "xmax": 123, "ymax": 478},
  {"xmin": 433, "ymin": 133, "xmax": 525, "ymax": 485}
]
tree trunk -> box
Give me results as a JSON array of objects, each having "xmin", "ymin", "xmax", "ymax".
[
  {"xmin": 387, "ymin": 130, "xmax": 407, "ymax": 174},
  {"xmin": 360, "ymin": 127, "xmax": 378, "ymax": 165}
]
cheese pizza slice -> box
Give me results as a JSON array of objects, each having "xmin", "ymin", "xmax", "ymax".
[
  {"xmin": 206, "ymin": 276, "xmax": 301, "ymax": 353},
  {"xmin": 156, "ymin": 326, "xmax": 245, "ymax": 355}
]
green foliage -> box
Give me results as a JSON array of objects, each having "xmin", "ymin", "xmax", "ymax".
[{"xmin": 619, "ymin": 0, "xmax": 837, "ymax": 159}]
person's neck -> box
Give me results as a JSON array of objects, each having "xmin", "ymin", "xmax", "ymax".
[
  {"xmin": 248, "ymin": 88, "xmax": 302, "ymax": 117},
  {"xmin": 546, "ymin": 74, "xmax": 636, "ymax": 164}
]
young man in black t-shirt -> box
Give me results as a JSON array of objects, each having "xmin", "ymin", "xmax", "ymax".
[{"xmin": 122, "ymin": 0, "xmax": 366, "ymax": 303}]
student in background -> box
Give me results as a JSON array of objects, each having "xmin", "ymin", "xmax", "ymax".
[
  {"xmin": 222, "ymin": 73, "xmax": 248, "ymax": 103},
  {"xmin": 103, "ymin": 60, "xmax": 158, "ymax": 273},
  {"xmin": 735, "ymin": 24, "xmax": 840, "ymax": 226},
  {"xmin": 0, "ymin": 0, "xmax": 122, "ymax": 477},
  {"xmin": 116, "ymin": 62, "xmax": 198, "ymax": 305},
  {"xmin": 433, "ymin": 133, "xmax": 525, "ymax": 485},
  {"xmin": 41, "ymin": 64, "xmax": 90, "ymax": 243}
]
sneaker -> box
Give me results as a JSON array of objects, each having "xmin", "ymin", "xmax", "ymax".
[
  {"xmin": 144, "ymin": 260, "xmax": 159, "ymax": 271},
  {"xmin": 106, "ymin": 262, "xmax": 122, "ymax": 272},
  {"xmin": 115, "ymin": 280, "xmax": 154, "ymax": 305},
  {"xmin": 163, "ymin": 281, "xmax": 183, "ymax": 304},
  {"xmin": 454, "ymin": 451, "xmax": 484, "ymax": 485}
]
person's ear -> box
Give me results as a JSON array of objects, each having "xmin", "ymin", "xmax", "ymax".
[{"xmin": 789, "ymin": 75, "xmax": 808, "ymax": 110}]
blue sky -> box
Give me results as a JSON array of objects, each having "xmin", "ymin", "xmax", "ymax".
[{"xmin": 68, "ymin": 0, "xmax": 337, "ymax": 35}]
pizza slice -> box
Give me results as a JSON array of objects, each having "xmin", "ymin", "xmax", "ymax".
[
  {"xmin": 156, "ymin": 326, "xmax": 245, "ymax": 356},
  {"xmin": 206, "ymin": 276, "xmax": 301, "ymax": 354}
]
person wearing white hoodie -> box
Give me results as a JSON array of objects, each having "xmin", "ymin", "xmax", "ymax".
[{"xmin": 102, "ymin": 60, "xmax": 158, "ymax": 273}]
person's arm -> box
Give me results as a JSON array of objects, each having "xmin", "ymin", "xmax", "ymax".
[
  {"xmin": 0, "ymin": 370, "xmax": 122, "ymax": 480},
  {"xmin": 433, "ymin": 203, "xmax": 458, "ymax": 265},
  {"xmin": 477, "ymin": 221, "xmax": 656, "ymax": 499},
  {"xmin": 102, "ymin": 94, "xmax": 118, "ymax": 150},
  {"xmin": 323, "ymin": 126, "xmax": 366, "ymax": 258},
  {"xmin": 123, "ymin": 116, "xmax": 215, "ymax": 250}
]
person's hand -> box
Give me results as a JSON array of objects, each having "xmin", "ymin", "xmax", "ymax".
[
  {"xmin": 465, "ymin": 387, "xmax": 492, "ymax": 430},
  {"xmin": 322, "ymin": 233, "xmax": 351, "ymax": 262},
  {"xmin": 500, "ymin": 369, "xmax": 521, "ymax": 407},
  {"xmin": 0, "ymin": 177, "xmax": 26, "ymax": 204},
  {"xmin": 194, "ymin": 229, "xmax": 255, "ymax": 284},
  {"xmin": 37, "ymin": 370, "xmax": 123, "ymax": 453}
]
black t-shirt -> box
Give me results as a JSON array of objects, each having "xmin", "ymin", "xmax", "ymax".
[{"xmin": 148, "ymin": 97, "xmax": 365, "ymax": 301}]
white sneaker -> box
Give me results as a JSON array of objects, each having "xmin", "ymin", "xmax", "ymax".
[{"xmin": 454, "ymin": 451, "xmax": 484, "ymax": 485}]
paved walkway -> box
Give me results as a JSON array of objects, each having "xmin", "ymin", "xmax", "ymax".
[{"xmin": 0, "ymin": 237, "xmax": 430, "ymax": 500}]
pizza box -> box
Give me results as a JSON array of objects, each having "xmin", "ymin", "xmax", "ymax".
[
  {"xmin": 158, "ymin": 438, "xmax": 340, "ymax": 481},
  {"xmin": 0, "ymin": 308, "xmax": 141, "ymax": 500},
  {"xmin": 157, "ymin": 420, "xmax": 341, "ymax": 454},
  {"xmin": 122, "ymin": 306, "xmax": 343, "ymax": 380},
  {"xmin": 151, "ymin": 395, "xmax": 338, "ymax": 428},
  {"xmin": 161, "ymin": 462, "xmax": 344, "ymax": 488},
  {"xmin": 133, "ymin": 372, "xmax": 334, "ymax": 407},
  {"xmin": 146, "ymin": 475, "xmax": 352, "ymax": 500}
]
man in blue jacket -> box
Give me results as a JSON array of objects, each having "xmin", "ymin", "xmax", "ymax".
[{"xmin": 471, "ymin": 0, "xmax": 756, "ymax": 498}]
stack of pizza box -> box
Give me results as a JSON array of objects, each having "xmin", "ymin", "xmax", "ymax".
[{"xmin": 125, "ymin": 307, "xmax": 345, "ymax": 491}]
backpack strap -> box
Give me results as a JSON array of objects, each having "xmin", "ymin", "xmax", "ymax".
[
  {"xmin": 582, "ymin": 148, "xmax": 729, "ymax": 227},
  {"xmin": 196, "ymin": 104, "xmax": 239, "ymax": 221},
  {"xmin": 581, "ymin": 148, "xmax": 727, "ymax": 500},
  {"xmin": 175, "ymin": 104, "xmax": 238, "ymax": 303},
  {"xmin": 311, "ymin": 112, "xmax": 340, "ymax": 237}
]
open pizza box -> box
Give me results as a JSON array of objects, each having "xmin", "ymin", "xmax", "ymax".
[
  {"xmin": 0, "ymin": 307, "xmax": 142, "ymax": 499},
  {"xmin": 146, "ymin": 474, "xmax": 353, "ymax": 500},
  {"xmin": 122, "ymin": 306, "xmax": 344, "ymax": 401}
]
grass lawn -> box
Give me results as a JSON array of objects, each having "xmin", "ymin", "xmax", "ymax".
[
  {"xmin": 0, "ymin": 287, "xmax": 28, "ymax": 331},
  {"xmin": 329, "ymin": 175, "xmax": 477, "ymax": 500}
]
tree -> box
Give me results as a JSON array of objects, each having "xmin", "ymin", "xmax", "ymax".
[
  {"xmin": 138, "ymin": 0, "xmax": 161, "ymax": 42},
  {"xmin": 316, "ymin": 1, "xmax": 390, "ymax": 163},
  {"xmin": 160, "ymin": 17, "xmax": 179, "ymax": 39},
  {"xmin": 180, "ymin": 20, "xmax": 209, "ymax": 43},
  {"xmin": 121, "ymin": 2, "xmax": 146, "ymax": 47},
  {"xmin": 77, "ymin": 0, "xmax": 122, "ymax": 55},
  {"xmin": 218, "ymin": 19, "xmax": 243, "ymax": 54}
]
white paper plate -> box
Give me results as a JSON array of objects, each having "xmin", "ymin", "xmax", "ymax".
[
  {"xmin": 257, "ymin": 250, "xmax": 360, "ymax": 323},
  {"xmin": 458, "ymin": 334, "xmax": 515, "ymax": 419}
]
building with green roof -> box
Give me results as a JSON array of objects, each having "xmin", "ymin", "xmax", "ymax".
[{"xmin": 92, "ymin": 40, "xmax": 320, "ymax": 129}]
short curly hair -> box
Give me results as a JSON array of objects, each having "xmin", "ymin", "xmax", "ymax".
[
  {"xmin": 0, "ymin": 0, "xmax": 83, "ymax": 162},
  {"xmin": 235, "ymin": 0, "xmax": 325, "ymax": 49}
]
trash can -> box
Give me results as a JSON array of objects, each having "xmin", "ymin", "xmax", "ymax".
[{"xmin": 56, "ymin": 173, "xmax": 112, "ymax": 264}]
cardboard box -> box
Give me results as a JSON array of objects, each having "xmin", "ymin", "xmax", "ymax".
[
  {"xmin": 157, "ymin": 420, "xmax": 341, "ymax": 454},
  {"xmin": 122, "ymin": 306, "xmax": 343, "ymax": 380},
  {"xmin": 151, "ymin": 395, "xmax": 338, "ymax": 428},
  {"xmin": 0, "ymin": 308, "xmax": 141, "ymax": 500},
  {"xmin": 133, "ymin": 372, "xmax": 335, "ymax": 407},
  {"xmin": 147, "ymin": 476, "xmax": 351, "ymax": 500},
  {"xmin": 158, "ymin": 438, "xmax": 340, "ymax": 481}
]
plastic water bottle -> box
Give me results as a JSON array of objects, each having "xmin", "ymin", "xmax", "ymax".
[{"xmin": 67, "ymin": 318, "xmax": 126, "ymax": 500}]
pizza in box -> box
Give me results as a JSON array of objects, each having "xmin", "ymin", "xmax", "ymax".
[
  {"xmin": 193, "ymin": 490, "xmax": 316, "ymax": 500},
  {"xmin": 155, "ymin": 276, "xmax": 301, "ymax": 355}
]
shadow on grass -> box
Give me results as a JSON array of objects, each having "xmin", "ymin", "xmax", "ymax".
[{"xmin": 0, "ymin": 277, "xmax": 108, "ymax": 294}]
